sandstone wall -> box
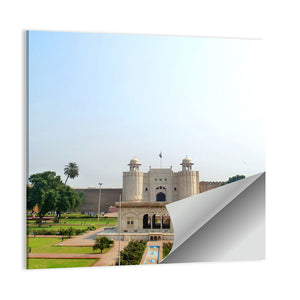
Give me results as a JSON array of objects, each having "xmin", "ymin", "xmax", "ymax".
[
  {"xmin": 199, "ymin": 181, "xmax": 223, "ymax": 193},
  {"xmin": 74, "ymin": 188, "xmax": 122, "ymax": 214}
]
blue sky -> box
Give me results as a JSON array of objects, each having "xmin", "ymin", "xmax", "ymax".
[{"xmin": 28, "ymin": 31, "xmax": 264, "ymax": 188}]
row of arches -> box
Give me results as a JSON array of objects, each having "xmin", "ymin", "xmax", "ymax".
[
  {"xmin": 143, "ymin": 214, "xmax": 170, "ymax": 229},
  {"xmin": 150, "ymin": 235, "xmax": 162, "ymax": 241}
]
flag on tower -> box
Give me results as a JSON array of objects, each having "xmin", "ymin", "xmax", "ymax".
[{"xmin": 159, "ymin": 152, "xmax": 162, "ymax": 158}]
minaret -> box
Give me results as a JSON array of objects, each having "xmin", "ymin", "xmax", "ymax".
[
  {"xmin": 122, "ymin": 157, "xmax": 143, "ymax": 202},
  {"xmin": 177, "ymin": 156, "xmax": 199, "ymax": 199}
]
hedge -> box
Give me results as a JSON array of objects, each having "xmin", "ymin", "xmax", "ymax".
[
  {"xmin": 117, "ymin": 240, "xmax": 147, "ymax": 265},
  {"xmin": 27, "ymin": 226, "xmax": 96, "ymax": 236}
]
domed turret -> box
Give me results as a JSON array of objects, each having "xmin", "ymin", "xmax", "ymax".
[
  {"xmin": 129, "ymin": 157, "xmax": 140, "ymax": 165},
  {"xmin": 128, "ymin": 157, "xmax": 141, "ymax": 171},
  {"xmin": 178, "ymin": 156, "xmax": 199, "ymax": 199},
  {"xmin": 123, "ymin": 157, "xmax": 143, "ymax": 202},
  {"xmin": 180, "ymin": 156, "xmax": 193, "ymax": 171}
]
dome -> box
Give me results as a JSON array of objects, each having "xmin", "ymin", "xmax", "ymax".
[
  {"xmin": 181, "ymin": 156, "xmax": 193, "ymax": 165},
  {"xmin": 129, "ymin": 157, "xmax": 141, "ymax": 165}
]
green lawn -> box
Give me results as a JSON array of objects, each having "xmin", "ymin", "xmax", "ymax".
[
  {"xmin": 27, "ymin": 217, "xmax": 118, "ymax": 225},
  {"xmin": 27, "ymin": 258, "xmax": 98, "ymax": 269},
  {"xmin": 27, "ymin": 217, "xmax": 117, "ymax": 227},
  {"xmin": 27, "ymin": 237, "xmax": 111, "ymax": 254}
]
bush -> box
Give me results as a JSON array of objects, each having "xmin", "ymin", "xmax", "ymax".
[
  {"xmin": 163, "ymin": 242, "xmax": 173, "ymax": 258},
  {"xmin": 60, "ymin": 214, "xmax": 91, "ymax": 219},
  {"xmin": 87, "ymin": 226, "xmax": 96, "ymax": 231},
  {"xmin": 27, "ymin": 227, "xmax": 88, "ymax": 236},
  {"xmin": 117, "ymin": 240, "xmax": 147, "ymax": 265}
]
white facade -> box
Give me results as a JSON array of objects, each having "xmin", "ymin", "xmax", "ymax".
[{"xmin": 122, "ymin": 156, "xmax": 199, "ymax": 203}]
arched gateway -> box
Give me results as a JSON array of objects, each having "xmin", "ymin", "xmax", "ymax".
[{"xmin": 156, "ymin": 192, "xmax": 166, "ymax": 202}]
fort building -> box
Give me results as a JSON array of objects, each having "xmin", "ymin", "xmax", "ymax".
[
  {"xmin": 98, "ymin": 156, "xmax": 200, "ymax": 241},
  {"xmin": 74, "ymin": 161, "xmax": 223, "ymax": 217}
]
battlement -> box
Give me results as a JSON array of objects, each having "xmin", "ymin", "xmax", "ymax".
[{"xmin": 199, "ymin": 181, "xmax": 223, "ymax": 193}]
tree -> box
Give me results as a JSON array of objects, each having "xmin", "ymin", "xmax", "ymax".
[
  {"xmin": 27, "ymin": 172, "xmax": 61, "ymax": 227},
  {"xmin": 227, "ymin": 175, "xmax": 245, "ymax": 183},
  {"xmin": 27, "ymin": 171, "xmax": 84, "ymax": 226},
  {"xmin": 27, "ymin": 185, "xmax": 35, "ymax": 213},
  {"xmin": 221, "ymin": 174, "xmax": 246, "ymax": 186},
  {"xmin": 64, "ymin": 162, "xmax": 79, "ymax": 184},
  {"xmin": 54, "ymin": 185, "xmax": 84, "ymax": 223},
  {"xmin": 93, "ymin": 237, "xmax": 114, "ymax": 254}
]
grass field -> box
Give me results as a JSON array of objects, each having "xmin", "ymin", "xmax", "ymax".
[
  {"xmin": 26, "ymin": 237, "xmax": 111, "ymax": 254},
  {"xmin": 27, "ymin": 258, "xmax": 98, "ymax": 269},
  {"xmin": 25, "ymin": 215, "xmax": 116, "ymax": 269},
  {"xmin": 26, "ymin": 217, "xmax": 118, "ymax": 237}
]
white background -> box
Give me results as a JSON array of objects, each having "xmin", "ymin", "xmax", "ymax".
[{"xmin": 0, "ymin": 1, "xmax": 299, "ymax": 299}]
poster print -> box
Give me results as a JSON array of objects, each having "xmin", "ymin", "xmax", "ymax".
[{"xmin": 26, "ymin": 31, "xmax": 264, "ymax": 269}]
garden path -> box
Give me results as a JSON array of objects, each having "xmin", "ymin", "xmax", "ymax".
[
  {"xmin": 92, "ymin": 241, "xmax": 129, "ymax": 267},
  {"xmin": 56, "ymin": 227, "xmax": 105, "ymax": 246}
]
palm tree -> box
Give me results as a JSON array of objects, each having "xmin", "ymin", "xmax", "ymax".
[{"xmin": 64, "ymin": 162, "xmax": 79, "ymax": 184}]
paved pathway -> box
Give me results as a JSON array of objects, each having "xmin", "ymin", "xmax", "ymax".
[
  {"xmin": 56, "ymin": 227, "xmax": 105, "ymax": 246},
  {"xmin": 92, "ymin": 241, "xmax": 129, "ymax": 267},
  {"xmin": 104, "ymin": 212, "xmax": 117, "ymax": 218}
]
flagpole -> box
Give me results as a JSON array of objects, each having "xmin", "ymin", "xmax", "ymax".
[
  {"xmin": 118, "ymin": 193, "xmax": 121, "ymax": 266},
  {"xmin": 159, "ymin": 151, "xmax": 162, "ymax": 168}
]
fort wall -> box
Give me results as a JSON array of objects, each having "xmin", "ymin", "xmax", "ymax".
[
  {"xmin": 74, "ymin": 181, "xmax": 221, "ymax": 214},
  {"xmin": 73, "ymin": 188, "xmax": 122, "ymax": 214}
]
